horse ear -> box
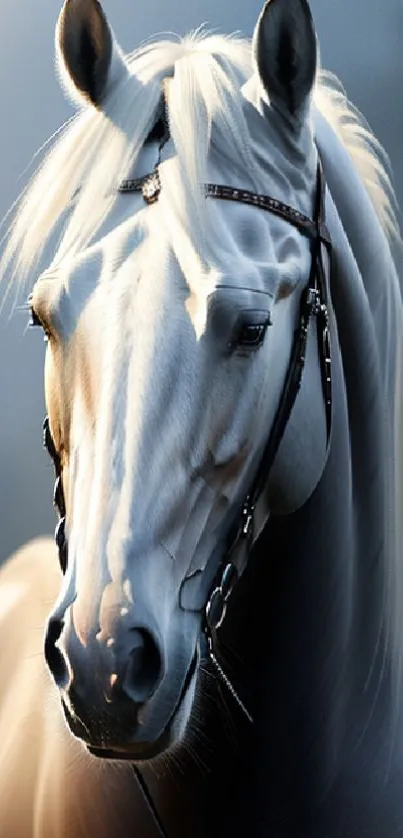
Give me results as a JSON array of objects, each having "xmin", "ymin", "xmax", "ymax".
[
  {"xmin": 56, "ymin": 0, "xmax": 125, "ymax": 106},
  {"xmin": 252, "ymin": 0, "xmax": 317, "ymax": 119}
]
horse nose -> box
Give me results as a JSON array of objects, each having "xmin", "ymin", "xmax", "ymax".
[
  {"xmin": 44, "ymin": 616, "xmax": 163, "ymax": 707},
  {"xmin": 119, "ymin": 627, "xmax": 163, "ymax": 704}
]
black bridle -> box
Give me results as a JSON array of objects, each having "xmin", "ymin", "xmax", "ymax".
[
  {"xmin": 203, "ymin": 160, "xmax": 332, "ymax": 716},
  {"xmin": 38, "ymin": 140, "xmax": 332, "ymax": 838},
  {"xmin": 118, "ymin": 155, "xmax": 333, "ymax": 719}
]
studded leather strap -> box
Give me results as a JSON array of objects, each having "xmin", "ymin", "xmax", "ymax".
[
  {"xmin": 119, "ymin": 169, "xmax": 332, "ymax": 247},
  {"xmin": 204, "ymin": 182, "xmax": 330, "ymax": 243}
]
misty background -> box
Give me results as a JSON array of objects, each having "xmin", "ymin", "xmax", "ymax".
[{"xmin": 0, "ymin": 0, "xmax": 401, "ymax": 563}]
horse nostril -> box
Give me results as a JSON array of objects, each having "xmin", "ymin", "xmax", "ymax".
[
  {"xmin": 44, "ymin": 618, "xmax": 70, "ymax": 689},
  {"xmin": 121, "ymin": 628, "xmax": 163, "ymax": 705}
]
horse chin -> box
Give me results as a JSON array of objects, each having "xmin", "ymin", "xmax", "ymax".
[
  {"xmin": 87, "ymin": 733, "xmax": 173, "ymax": 762},
  {"xmin": 65, "ymin": 649, "xmax": 199, "ymax": 764}
]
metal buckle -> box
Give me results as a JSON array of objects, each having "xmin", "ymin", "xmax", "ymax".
[
  {"xmin": 141, "ymin": 170, "xmax": 161, "ymax": 204},
  {"xmin": 205, "ymin": 561, "xmax": 240, "ymax": 632},
  {"xmin": 306, "ymin": 287, "xmax": 321, "ymax": 316}
]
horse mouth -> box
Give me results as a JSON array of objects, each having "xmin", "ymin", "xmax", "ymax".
[{"xmin": 84, "ymin": 648, "xmax": 198, "ymax": 762}]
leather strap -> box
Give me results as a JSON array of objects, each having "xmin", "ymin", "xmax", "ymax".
[
  {"xmin": 204, "ymin": 159, "xmax": 332, "ymax": 648},
  {"xmin": 204, "ymin": 181, "xmax": 331, "ymax": 244}
]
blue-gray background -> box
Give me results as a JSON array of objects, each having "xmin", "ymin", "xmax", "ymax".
[{"xmin": 0, "ymin": 0, "xmax": 401, "ymax": 562}]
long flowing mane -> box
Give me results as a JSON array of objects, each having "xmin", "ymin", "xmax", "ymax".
[{"xmin": 315, "ymin": 68, "xmax": 400, "ymax": 243}]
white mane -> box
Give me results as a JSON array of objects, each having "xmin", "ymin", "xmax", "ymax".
[
  {"xmin": 315, "ymin": 68, "xmax": 400, "ymax": 244},
  {"xmin": 0, "ymin": 30, "xmax": 399, "ymax": 294}
]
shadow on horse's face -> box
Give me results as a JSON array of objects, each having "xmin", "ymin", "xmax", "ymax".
[{"xmin": 27, "ymin": 0, "xmax": 328, "ymax": 760}]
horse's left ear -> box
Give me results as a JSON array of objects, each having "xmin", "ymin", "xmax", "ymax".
[
  {"xmin": 56, "ymin": 0, "xmax": 127, "ymax": 107},
  {"xmin": 252, "ymin": 0, "xmax": 317, "ymax": 120}
]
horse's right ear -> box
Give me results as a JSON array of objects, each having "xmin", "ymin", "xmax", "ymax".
[{"xmin": 56, "ymin": 0, "xmax": 127, "ymax": 107}]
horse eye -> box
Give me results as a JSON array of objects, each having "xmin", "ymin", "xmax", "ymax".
[{"xmin": 229, "ymin": 310, "xmax": 272, "ymax": 353}]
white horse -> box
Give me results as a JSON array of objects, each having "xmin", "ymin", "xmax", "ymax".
[{"xmin": 1, "ymin": 0, "xmax": 402, "ymax": 835}]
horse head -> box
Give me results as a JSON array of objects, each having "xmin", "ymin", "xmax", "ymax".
[{"xmin": 20, "ymin": 0, "xmax": 330, "ymax": 760}]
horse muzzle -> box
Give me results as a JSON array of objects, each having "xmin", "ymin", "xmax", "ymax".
[{"xmin": 44, "ymin": 606, "xmax": 198, "ymax": 759}]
